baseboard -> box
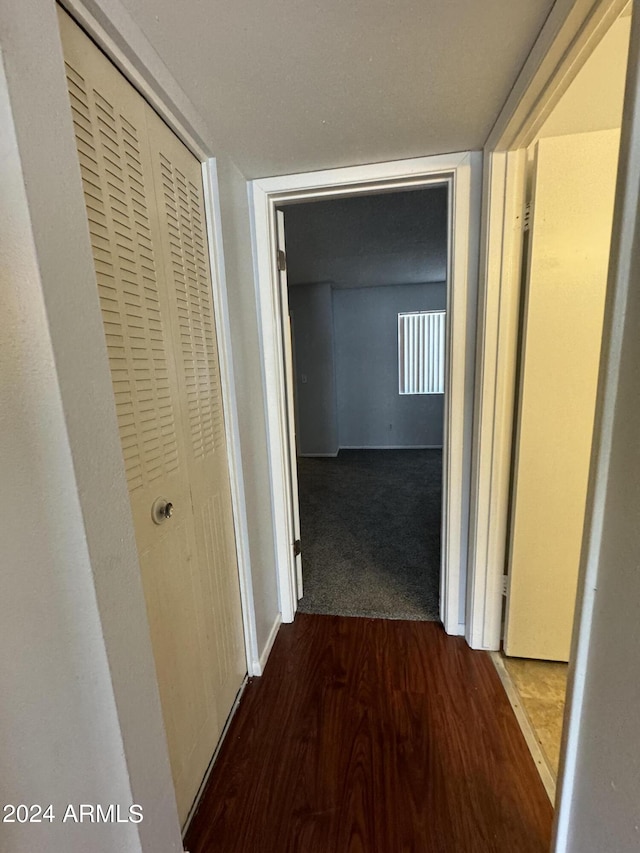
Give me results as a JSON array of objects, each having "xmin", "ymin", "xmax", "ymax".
[
  {"xmin": 252, "ymin": 612, "xmax": 282, "ymax": 676},
  {"xmin": 490, "ymin": 652, "xmax": 556, "ymax": 803},
  {"xmin": 298, "ymin": 452, "xmax": 339, "ymax": 458},
  {"xmin": 339, "ymin": 445, "xmax": 443, "ymax": 450}
]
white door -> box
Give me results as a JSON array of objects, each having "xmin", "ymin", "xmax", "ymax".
[
  {"xmin": 276, "ymin": 210, "xmax": 303, "ymax": 597},
  {"xmin": 505, "ymin": 130, "xmax": 620, "ymax": 661},
  {"xmin": 59, "ymin": 9, "xmax": 246, "ymax": 822}
]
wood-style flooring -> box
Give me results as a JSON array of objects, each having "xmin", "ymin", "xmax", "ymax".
[{"xmin": 185, "ymin": 614, "xmax": 553, "ymax": 853}]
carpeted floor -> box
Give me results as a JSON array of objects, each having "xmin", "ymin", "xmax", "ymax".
[{"xmin": 296, "ymin": 449, "xmax": 441, "ymax": 620}]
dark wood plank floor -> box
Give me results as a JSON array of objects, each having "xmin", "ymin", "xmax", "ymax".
[{"xmin": 185, "ymin": 615, "xmax": 553, "ymax": 853}]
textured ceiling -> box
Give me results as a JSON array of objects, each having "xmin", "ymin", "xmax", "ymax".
[
  {"xmin": 284, "ymin": 187, "xmax": 447, "ymax": 288},
  {"xmin": 119, "ymin": 0, "xmax": 554, "ymax": 177}
]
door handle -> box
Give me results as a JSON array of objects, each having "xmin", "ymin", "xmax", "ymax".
[{"xmin": 151, "ymin": 497, "xmax": 174, "ymax": 525}]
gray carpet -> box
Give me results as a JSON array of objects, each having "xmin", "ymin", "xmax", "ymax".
[{"xmin": 296, "ymin": 449, "xmax": 441, "ymax": 620}]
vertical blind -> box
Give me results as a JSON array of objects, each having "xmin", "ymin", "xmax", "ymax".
[{"xmin": 398, "ymin": 311, "xmax": 446, "ymax": 395}]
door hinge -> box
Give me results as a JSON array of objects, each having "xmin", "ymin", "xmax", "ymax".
[
  {"xmin": 277, "ymin": 249, "xmax": 287, "ymax": 272},
  {"xmin": 523, "ymin": 200, "xmax": 532, "ymax": 233},
  {"xmin": 293, "ymin": 539, "xmax": 301, "ymax": 557},
  {"xmin": 502, "ymin": 575, "xmax": 508, "ymax": 596}
]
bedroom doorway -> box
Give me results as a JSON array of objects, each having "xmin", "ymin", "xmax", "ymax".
[
  {"xmin": 249, "ymin": 151, "xmax": 481, "ymax": 637},
  {"xmin": 282, "ymin": 189, "xmax": 447, "ymax": 620}
]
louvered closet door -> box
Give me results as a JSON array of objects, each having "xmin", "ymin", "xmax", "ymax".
[
  {"xmin": 58, "ymin": 8, "xmax": 246, "ymax": 825},
  {"xmin": 145, "ymin": 107, "xmax": 246, "ymax": 732}
]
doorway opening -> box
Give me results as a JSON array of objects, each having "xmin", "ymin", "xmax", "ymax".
[
  {"xmin": 281, "ymin": 189, "xmax": 447, "ymax": 620},
  {"xmin": 492, "ymin": 1, "xmax": 632, "ymax": 802},
  {"xmin": 250, "ymin": 152, "xmax": 480, "ymax": 640}
]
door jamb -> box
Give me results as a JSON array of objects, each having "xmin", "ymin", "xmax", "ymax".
[
  {"xmin": 57, "ymin": 0, "xmax": 260, "ymax": 676},
  {"xmin": 250, "ymin": 152, "xmax": 481, "ymax": 637},
  {"xmin": 468, "ymin": 0, "xmax": 630, "ymax": 652},
  {"xmin": 470, "ymin": 1, "xmax": 635, "ymax": 848}
]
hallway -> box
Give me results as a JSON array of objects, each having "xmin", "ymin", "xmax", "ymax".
[{"xmin": 185, "ymin": 614, "xmax": 553, "ymax": 852}]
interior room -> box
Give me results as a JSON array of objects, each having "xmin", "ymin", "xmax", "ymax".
[
  {"xmin": 496, "ymin": 3, "xmax": 632, "ymax": 795},
  {"xmin": 282, "ymin": 189, "xmax": 448, "ymax": 621}
]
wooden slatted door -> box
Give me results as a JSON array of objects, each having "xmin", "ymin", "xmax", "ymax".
[
  {"xmin": 145, "ymin": 108, "xmax": 246, "ymax": 727},
  {"xmin": 58, "ymin": 8, "xmax": 246, "ymax": 824}
]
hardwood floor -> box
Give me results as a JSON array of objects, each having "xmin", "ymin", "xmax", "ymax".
[{"xmin": 185, "ymin": 615, "xmax": 553, "ymax": 853}]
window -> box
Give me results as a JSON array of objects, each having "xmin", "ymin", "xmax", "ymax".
[{"xmin": 398, "ymin": 310, "xmax": 445, "ymax": 395}]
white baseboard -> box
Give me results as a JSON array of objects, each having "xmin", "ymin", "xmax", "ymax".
[
  {"xmin": 252, "ymin": 612, "xmax": 282, "ymax": 677},
  {"xmin": 339, "ymin": 445, "xmax": 443, "ymax": 451}
]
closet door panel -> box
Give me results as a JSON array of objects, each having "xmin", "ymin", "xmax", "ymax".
[
  {"xmin": 60, "ymin": 16, "xmax": 188, "ymax": 540},
  {"xmin": 58, "ymin": 8, "xmax": 245, "ymax": 825},
  {"xmin": 145, "ymin": 107, "xmax": 246, "ymax": 728}
]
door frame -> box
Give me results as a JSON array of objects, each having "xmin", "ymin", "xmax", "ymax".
[
  {"xmin": 58, "ymin": 0, "xmax": 260, "ymax": 677},
  {"xmin": 250, "ymin": 152, "xmax": 481, "ymax": 637},
  {"xmin": 470, "ymin": 0, "xmax": 636, "ymax": 846},
  {"xmin": 467, "ymin": 0, "xmax": 630, "ymax": 651}
]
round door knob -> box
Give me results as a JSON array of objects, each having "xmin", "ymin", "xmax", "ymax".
[{"xmin": 151, "ymin": 497, "xmax": 174, "ymax": 525}]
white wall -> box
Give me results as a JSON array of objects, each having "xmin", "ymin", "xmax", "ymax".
[
  {"xmin": 539, "ymin": 14, "xmax": 631, "ymax": 139},
  {"xmin": 505, "ymin": 129, "xmax": 620, "ymax": 661},
  {"xmin": 215, "ymin": 154, "xmax": 280, "ymax": 650},
  {"xmin": 0, "ymin": 2, "xmax": 182, "ymax": 850}
]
